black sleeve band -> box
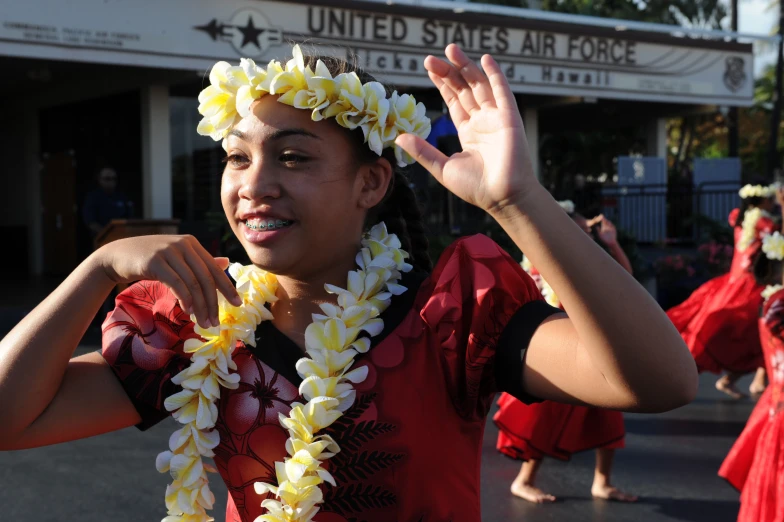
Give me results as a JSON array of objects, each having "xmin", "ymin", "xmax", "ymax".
[{"xmin": 494, "ymin": 300, "xmax": 565, "ymax": 404}]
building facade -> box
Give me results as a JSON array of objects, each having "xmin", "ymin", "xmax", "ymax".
[{"xmin": 0, "ymin": 0, "xmax": 756, "ymax": 275}]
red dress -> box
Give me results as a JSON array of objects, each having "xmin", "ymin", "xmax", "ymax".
[
  {"xmin": 667, "ymin": 208, "xmax": 775, "ymax": 374},
  {"xmin": 719, "ymin": 288, "xmax": 784, "ymax": 522},
  {"xmin": 494, "ymin": 265, "xmax": 625, "ymax": 461},
  {"xmin": 101, "ymin": 235, "xmax": 555, "ymax": 522}
]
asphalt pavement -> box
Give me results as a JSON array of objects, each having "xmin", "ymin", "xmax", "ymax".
[{"xmin": 0, "ymin": 359, "xmax": 755, "ymax": 522}]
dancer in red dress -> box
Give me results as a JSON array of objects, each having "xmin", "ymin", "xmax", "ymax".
[
  {"xmin": 667, "ymin": 184, "xmax": 779, "ymax": 398},
  {"xmin": 719, "ymin": 230, "xmax": 784, "ymax": 522},
  {"xmin": 0, "ymin": 44, "xmax": 697, "ymax": 522},
  {"xmin": 495, "ymin": 202, "xmax": 636, "ymax": 503}
]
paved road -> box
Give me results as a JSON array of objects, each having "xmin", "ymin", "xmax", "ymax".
[{"xmin": 0, "ymin": 359, "xmax": 754, "ymax": 522}]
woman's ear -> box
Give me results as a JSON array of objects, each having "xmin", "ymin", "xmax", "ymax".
[{"xmin": 357, "ymin": 157, "xmax": 393, "ymax": 210}]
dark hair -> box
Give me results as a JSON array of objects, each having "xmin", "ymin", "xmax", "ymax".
[
  {"xmin": 753, "ymin": 251, "xmax": 782, "ymax": 287},
  {"xmin": 301, "ymin": 51, "xmax": 433, "ymax": 272},
  {"xmin": 733, "ymin": 196, "xmax": 768, "ymax": 228}
]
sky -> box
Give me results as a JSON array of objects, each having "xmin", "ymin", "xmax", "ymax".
[{"xmin": 726, "ymin": 0, "xmax": 778, "ymax": 75}]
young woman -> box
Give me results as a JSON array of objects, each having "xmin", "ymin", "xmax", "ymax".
[
  {"xmin": 0, "ymin": 44, "xmax": 696, "ymax": 522},
  {"xmin": 495, "ymin": 203, "xmax": 636, "ymax": 504},
  {"xmin": 719, "ymin": 230, "xmax": 784, "ymax": 521},
  {"xmin": 667, "ymin": 185, "xmax": 780, "ymax": 398}
]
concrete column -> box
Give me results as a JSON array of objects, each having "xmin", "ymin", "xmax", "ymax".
[
  {"xmin": 141, "ymin": 85, "xmax": 172, "ymax": 219},
  {"xmin": 25, "ymin": 109, "xmax": 43, "ymax": 276},
  {"xmin": 523, "ymin": 108, "xmax": 540, "ymax": 181},
  {"xmin": 646, "ymin": 117, "xmax": 668, "ymax": 159}
]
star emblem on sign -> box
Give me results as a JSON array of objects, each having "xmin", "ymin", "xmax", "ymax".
[
  {"xmin": 193, "ymin": 9, "xmax": 283, "ymax": 58},
  {"xmin": 237, "ymin": 16, "xmax": 266, "ymax": 49}
]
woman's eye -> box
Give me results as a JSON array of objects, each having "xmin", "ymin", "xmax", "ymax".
[
  {"xmin": 222, "ymin": 154, "xmax": 249, "ymax": 168},
  {"xmin": 280, "ymin": 153, "xmax": 307, "ymax": 165}
]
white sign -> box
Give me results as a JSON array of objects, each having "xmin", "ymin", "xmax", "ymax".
[{"xmin": 0, "ymin": 0, "xmax": 754, "ymax": 105}]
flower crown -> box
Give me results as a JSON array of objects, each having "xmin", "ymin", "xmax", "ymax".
[
  {"xmin": 196, "ymin": 44, "xmax": 431, "ymax": 167},
  {"xmin": 763, "ymin": 232, "xmax": 784, "ymax": 261},
  {"xmin": 739, "ymin": 184, "xmax": 776, "ymax": 199}
]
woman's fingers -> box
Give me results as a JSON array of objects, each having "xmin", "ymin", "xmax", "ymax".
[
  {"xmin": 153, "ymin": 260, "xmax": 196, "ymax": 320},
  {"xmin": 395, "ymin": 134, "xmax": 448, "ymax": 184},
  {"xmin": 164, "ymin": 250, "xmax": 212, "ymax": 328},
  {"xmin": 425, "ymin": 51, "xmax": 480, "ymax": 117},
  {"xmin": 444, "ymin": 44, "xmax": 496, "ymax": 110},
  {"xmin": 481, "ymin": 54, "xmax": 517, "ymax": 111},
  {"xmin": 427, "ymin": 70, "xmax": 469, "ymax": 126},
  {"xmin": 190, "ymin": 245, "xmax": 242, "ymax": 307}
]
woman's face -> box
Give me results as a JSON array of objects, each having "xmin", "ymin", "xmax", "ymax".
[{"xmin": 220, "ymin": 96, "xmax": 391, "ymax": 279}]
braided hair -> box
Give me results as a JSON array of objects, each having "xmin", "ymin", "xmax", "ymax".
[{"xmin": 302, "ymin": 51, "xmax": 433, "ymax": 273}]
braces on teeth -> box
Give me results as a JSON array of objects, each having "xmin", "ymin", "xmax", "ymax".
[{"xmin": 245, "ymin": 219, "xmax": 292, "ymax": 231}]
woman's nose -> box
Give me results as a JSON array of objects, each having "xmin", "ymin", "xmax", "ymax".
[{"xmin": 237, "ymin": 160, "xmax": 281, "ymax": 201}]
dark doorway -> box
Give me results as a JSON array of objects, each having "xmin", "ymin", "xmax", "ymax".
[{"xmin": 39, "ymin": 90, "xmax": 143, "ymax": 270}]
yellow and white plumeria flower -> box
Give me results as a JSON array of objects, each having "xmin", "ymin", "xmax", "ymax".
[
  {"xmin": 738, "ymin": 207, "xmax": 772, "ymax": 251},
  {"xmin": 763, "ymin": 231, "xmax": 784, "ymax": 261},
  {"xmin": 196, "ymin": 45, "xmax": 431, "ymax": 166},
  {"xmin": 157, "ymin": 223, "xmax": 411, "ymax": 522}
]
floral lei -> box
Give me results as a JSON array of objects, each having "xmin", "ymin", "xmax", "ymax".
[
  {"xmin": 761, "ymin": 232, "xmax": 784, "ymax": 302},
  {"xmin": 155, "ymin": 223, "xmax": 412, "ymax": 522},
  {"xmin": 521, "ymin": 255, "xmax": 560, "ymax": 308},
  {"xmin": 738, "ymin": 207, "xmax": 773, "ymax": 252}
]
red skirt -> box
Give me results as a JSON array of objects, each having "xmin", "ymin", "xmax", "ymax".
[
  {"xmin": 667, "ymin": 271, "xmax": 764, "ymax": 374},
  {"xmin": 494, "ymin": 393, "xmax": 625, "ymax": 461},
  {"xmin": 719, "ymin": 388, "xmax": 784, "ymax": 522}
]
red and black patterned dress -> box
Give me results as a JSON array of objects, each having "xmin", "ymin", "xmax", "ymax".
[
  {"xmin": 101, "ymin": 235, "xmax": 560, "ymax": 522},
  {"xmin": 667, "ymin": 208, "xmax": 775, "ymax": 374},
  {"xmin": 494, "ymin": 264, "xmax": 625, "ymax": 461},
  {"xmin": 719, "ymin": 287, "xmax": 784, "ymax": 521}
]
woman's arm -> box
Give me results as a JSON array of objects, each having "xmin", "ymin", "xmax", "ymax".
[
  {"xmin": 397, "ymin": 44, "xmax": 697, "ymax": 413},
  {"xmin": 0, "ymin": 235, "xmax": 240, "ymax": 449},
  {"xmin": 0, "ymin": 253, "xmax": 138, "ymax": 447}
]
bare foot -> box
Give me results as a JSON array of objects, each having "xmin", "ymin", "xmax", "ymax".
[
  {"xmin": 750, "ymin": 369, "xmax": 767, "ymax": 397},
  {"xmin": 591, "ymin": 484, "xmax": 638, "ymax": 502},
  {"xmin": 716, "ymin": 376, "xmax": 746, "ymax": 399},
  {"xmin": 511, "ymin": 482, "xmax": 557, "ymax": 503}
]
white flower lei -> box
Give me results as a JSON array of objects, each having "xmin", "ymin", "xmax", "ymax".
[
  {"xmin": 520, "ymin": 255, "xmax": 560, "ymax": 308},
  {"xmin": 197, "ymin": 44, "xmax": 430, "ymax": 167},
  {"xmin": 763, "ymin": 284, "xmax": 784, "ymax": 302},
  {"xmin": 738, "ymin": 208, "xmax": 772, "ymax": 251},
  {"xmin": 156, "ymin": 223, "xmax": 412, "ymax": 522},
  {"xmin": 739, "ymin": 184, "xmax": 776, "ymax": 199}
]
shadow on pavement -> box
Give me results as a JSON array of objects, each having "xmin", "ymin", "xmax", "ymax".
[
  {"xmin": 624, "ymin": 417, "xmax": 747, "ymax": 438},
  {"xmin": 639, "ymin": 497, "xmax": 740, "ymax": 522}
]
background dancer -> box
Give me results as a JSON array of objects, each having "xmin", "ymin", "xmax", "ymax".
[
  {"xmin": 719, "ymin": 230, "xmax": 784, "ymax": 521},
  {"xmin": 495, "ymin": 202, "xmax": 637, "ymax": 504},
  {"xmin": 667, "ymin": 184, "xmax": 781, "ymax": 398}
]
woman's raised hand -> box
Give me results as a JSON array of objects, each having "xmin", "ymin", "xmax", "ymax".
[
  {"xmin": 396, "ymin": 44, "xmax": 537, "ymax": 214},
  {"xmin": 97, "ymin": 235, "xmax": 242, "ymax": 328}
]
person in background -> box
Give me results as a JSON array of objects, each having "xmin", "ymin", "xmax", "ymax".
[
  {"xmin": 719, "ymin": 229, "xmax": 784, "ymax": 521},
  {"xmin": 495, "ymin": 201, "xmax": 637, "ymax": 504},
  {"xmin": 82, "ymin": 167, "xmax": 134, "ymax": 238},
  {"xmin": 667, "ymin": 183, "xmax": 782, "ymax": 398}
]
